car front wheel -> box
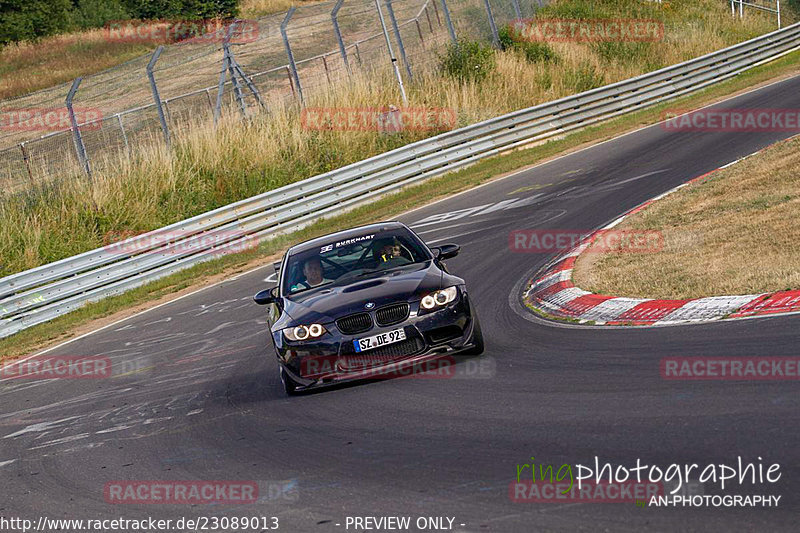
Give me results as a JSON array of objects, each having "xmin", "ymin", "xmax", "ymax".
[
  {"xmin": 463, "ymin": 311, "xmax": 484, "ymax": 355},
  {"xmin": 279, "ymin": 367, "xmax": 300, "ymax": 396}
]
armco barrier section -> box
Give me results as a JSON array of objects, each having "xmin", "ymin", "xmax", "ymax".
[{"xmin": 2, "ymin": 23, "xmax": 800, "ymax": 338}]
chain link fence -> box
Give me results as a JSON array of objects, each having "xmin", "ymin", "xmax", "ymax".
[{"xmin": 0, "ymin": 0, "xmax": 542, "ymax": 195}]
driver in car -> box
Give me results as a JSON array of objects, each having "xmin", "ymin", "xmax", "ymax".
[
  {"xmin": 291, "ymin": 256, "xmax": 332, "ymax": 291},
  {"xmin": 373, "ymin": 238, "xmax": 409, "ymax": 268}
]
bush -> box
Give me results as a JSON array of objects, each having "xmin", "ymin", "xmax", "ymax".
[
  {"xmin": 498, "ymin": 25, "xmax": 558, "ymax": 64},
  {"xmin": 439, "ymin": 39, "xmax": 496, "ymax": 82},
  {"xmin": 564, "ymin": 61, "xmax": 605, "ymax": 93},
  {"xmin": 0, "ymin": 0, "xmax": 239, "ymax": 45},
  {"xmin": 70, "ymin": 0, "xmax": 131, "ymax": 31},
  {"xmin": 121, "ymin": 0, "xmax": 239, "ymax": 20},
  {"xmin": 0, "ymin": 0, "xmax": 73, "ymax": 45}
]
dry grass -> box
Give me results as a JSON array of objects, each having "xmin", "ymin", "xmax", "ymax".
[
  {"xmin": 573, "ymin": 136, "xmax": 800, "ymax": 299},
  {"xmin": 0, "ymin": 1, "xmax": 326, "ymax": 100},
  {"xmin": 0, "ymin": 0, "xmax": 790, "ymax": 276},
  {"xmin": 239, "ymin": 0, "xmax": 322, "ymax": 18},
  {"xmin": 0, "ymin": 30, "xmax": 161, "ymax": 100}
]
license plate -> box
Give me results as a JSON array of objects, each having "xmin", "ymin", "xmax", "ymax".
[{"xmin": 353, "ymin": 328, "xmax": 406, "ymax": 352}]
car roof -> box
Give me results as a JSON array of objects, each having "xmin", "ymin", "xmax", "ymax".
[{"xmin": 287, "ymin": 221, "xmax": 409, "ymax": 255}]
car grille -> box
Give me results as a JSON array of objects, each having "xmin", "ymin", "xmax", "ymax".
[
  {"xmin": 375, "ymin": 303, "xmax": 410, "ymax": 327},
  {"xmin": 336, "ymin": 312, "xmax": 373, "ymax": 335},
  {"xmin": 339, "ymin": 337, "xmax": 425, "ymax": 370}
]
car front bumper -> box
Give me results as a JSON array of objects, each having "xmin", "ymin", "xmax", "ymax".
[{"xmin": 273, "ymin": 293, "xmax": 479, "ymax": 390}]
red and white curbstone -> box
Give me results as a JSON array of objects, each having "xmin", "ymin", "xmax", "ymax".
[{"xmin": 523, "ymin": 161, "xmax": 800, "ymax": 326}]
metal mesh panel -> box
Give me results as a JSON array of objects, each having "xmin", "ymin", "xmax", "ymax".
[{"xmin": 0, "ymin": 0, "xmax": 535, "ymax": 193}]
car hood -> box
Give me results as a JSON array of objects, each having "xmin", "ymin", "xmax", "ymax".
[{"xmin": 282, "ymin": 262, "xmax": 443, "ymax": 325}]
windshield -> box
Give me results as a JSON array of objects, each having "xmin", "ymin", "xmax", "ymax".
[{"xmin": 282, "ymin": 228, "xmax": 431, "ymax": 295}]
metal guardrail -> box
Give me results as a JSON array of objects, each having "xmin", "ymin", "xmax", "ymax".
[{"xmin": 2, "ymin": 22, "xmax": 800, "ymax": 339}]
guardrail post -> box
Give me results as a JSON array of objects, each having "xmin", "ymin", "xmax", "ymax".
[
  {"xmin": 440, "ymin": 0, "xmax": 457, "ymax": 44},
  {"xmin": 385, "ymin": 0, "xmax": 413, "ymax": 82},
  {"xmin": 281, "ymin": 8, "xmax": 304, "ymax": 104},
  {"xmin": 147, "ymin": 46, "xmax": 171, "ymax": 148},
  {"xmin": 66, "ymin": 77, "xmax": 91, "ymax": 179},
  {"xmin": 482, "ymin": 0, "xmax": 500, "ymax": 48},
  {"xmin": 374, "ymin": 0, "xmax": 408, "ymax": 104},
  {"xmin": 332, "ymin": 0, "xmax": 351, "ymax": 76}
]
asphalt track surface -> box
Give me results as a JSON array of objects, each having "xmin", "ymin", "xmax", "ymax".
[{"xmin": 2, "ymin": 75, "xmax": 800, "ymax": 532}]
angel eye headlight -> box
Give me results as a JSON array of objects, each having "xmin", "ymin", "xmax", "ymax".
[
  {"xmin": 421, "ymin": 295, "xmax": 437, "ymax": 309},
  {"xmin": 284, "ymin": 324, "xmax": 326, "ymax": 341},
  {"xmin": 420, "ymin": 286, "xmax": 458, "ymax": 310}
]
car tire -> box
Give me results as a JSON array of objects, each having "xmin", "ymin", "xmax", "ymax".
[
  {"xmin": 279, "ymin": 367, "xmax": 299, "ymax": 396},
  {"xmin": 463, "ymin": 311, "xmax": 484, "ymax": 356}
]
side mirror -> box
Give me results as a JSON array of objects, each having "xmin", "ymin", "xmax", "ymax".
[
  {"xmin": 272, "ymin": 261, "xmax": 282, "ymax": 273},
  {"xmin": 254, "ymin": 287, "xmax": 279, "ymax": 305},
  {"xmin": 433, "ymin": 243, "xmax": 460, "ymax": 260}
]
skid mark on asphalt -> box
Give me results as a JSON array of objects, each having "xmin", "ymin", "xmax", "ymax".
[{"xmin": 410, "ymin": 195, "xmax": 544, "ymax": 228}]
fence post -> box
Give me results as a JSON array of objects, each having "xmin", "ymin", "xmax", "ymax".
[
  {"xmin": 432, "ymin": 0, "xmax": 442, "ymax": 26},
  {"xmin": 116, "ymin": 113, "xmax": 129, "ymax": 152},
  {"xmin": 281, "ymin": 8, "xmax": 304, "ymax": 103},
  {"xmin": 233, "ymin": 62, "xmax": 266, "ymax": 109},
  {"xmin": 332, "ymin": 0, "xmax": 351, "ymax": 76},
  {"xmin": 222, "ymin": 21, "xmax": 248, "ymax": 118},
  {"xmin": 425, "ymin": 6, "xmax": 434, "ymax": 32},
  {"xmin": 66, "ymin": 77, "xmax": 91, "ymax": 178},
  {"xmin": 415, "ymin": 19, "xmax": 424, "ymax": 43},
  {"xmin": 385, "ymin": 0, "xmax": 413, "ymax": 82},
  {"xmin": 19, "ymin": 143, "xmax": 34, "ymax": 184},
  {"xmin": 778, "ymin": 0, "xmax": 781, "ymax": 28},
  {"xmin": 511, "ymin": 0, "xmax": 522, "ymax": 20},
  {"xmin": 440, "ymin": 0, "xmax": 457, "ymax": 44},
  {"xmin": 205, "ymin": 88, "xmax": 214, "ymax": 110},
  {"xmin": 374, "ymin": 0, "xmax": 408, "ymax": 104},
  {"xmin": 146, "ymin": 46, "xmax": 171, "ymax": 148},
  {"xmin": 214, "ymin": 45, "xmax": 230, "ymax": 126},
  {"xmin": 482, "ymin": 0, "xmax": 500, "ymax": 48},
  {"xmin": 322, "ymin": 54, "xmax": 332, "ymax": 85}
]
